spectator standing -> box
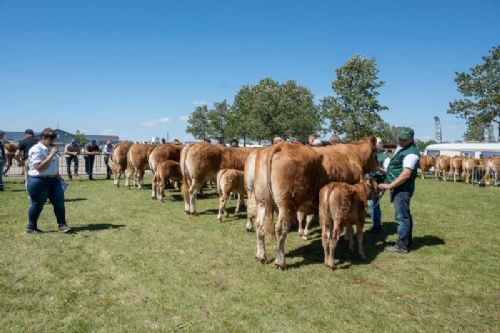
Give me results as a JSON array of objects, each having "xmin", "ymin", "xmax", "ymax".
[
  {"xmin": 15, "ymin": 129, "xmax": 39, "ymax": 190},
  {"xmin": 25, "ymin": 128, "xmax": 71, "ymax": 234},
  {"xmin": 0, "ymin": 130, "xmax": 5, "ymax": 191},
  {"xmin": 378, "ymin": 127, "xmax": 420, "ymax": 253},
  {"xmin": 102, "ymin": 140, "xmax": 114, "ymax": 180},
  {"xmin": 64, "ymin": 139, "xmax": 80, "ymax": 179},
  {"xmin": 229, "ymin": 138, "xmax": 239, "ymax": 147},
  {"xmin": 84, "ymin": 140, "xmax": 100, "ymax": 180}
]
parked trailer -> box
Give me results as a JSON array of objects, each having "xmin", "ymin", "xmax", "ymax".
[{"xmin": 425, "ymin": 143, "xmax": 500, "ymax": 158}]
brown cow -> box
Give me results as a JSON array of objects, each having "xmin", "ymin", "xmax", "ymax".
[
  {"xmin": 107, "ymin": 141, "xmax": 134, "ymax": 187},
  {"xmin": 126, "ymin": 143, "xmax": 155, "ymax": 189},
  {"xmin": 252, "ymin": 138, "xmax": 378, "ymax": 269},
  {"xmin": 216, "ymin": 169, "xmax": 246, "ymax": 221},
  {"xmin": 485, "ymin": 156, "xmax": 500, "ymax": 185},
  {"xmin": 148, "ymin": 144, "xmax": 183, "ymax": 197},
  {"xmin": 181, "ymin": 142, "xmax": 256, "ymax": 214},
  {"xmin": 462, "ymin": 157, "xmax": 479, "ymax": 184},
  {"xmin": 449, "ymin": 156, "xmax": 465, "ymax": 182},
  {"xmin": 319, "ymin": 178, "xmax": 378, "ymax": 269},
  {"xmin": 3, "ymin": 143, "xmax": 23, "ymax": 175},
  {"xmin": 435, "ymin": 156, "xmax": 451, "ymax": 181},
  {"xmin": 152, "ymin": 160, "xmax": 182, "ymax": 201},
  {"xmin": 419, "ymin": 155, "xmax": 435, "ymax": 180}
]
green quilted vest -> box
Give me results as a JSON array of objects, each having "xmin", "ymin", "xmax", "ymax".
[{"xmin": 386, "ymin": 143, "xmax": 420, "ymax": 193}]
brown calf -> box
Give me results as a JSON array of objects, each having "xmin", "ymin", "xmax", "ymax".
[
  {"xmin": 216, "ymin": 169, "xmax": 246, "ymax": 221},
  {"xmin": 319, "ymin": 179, "xmax": 378, "ymax": 269},
  {"xmin": 152, "ymin": 160, "xmax": 182, "ymax": 201}
]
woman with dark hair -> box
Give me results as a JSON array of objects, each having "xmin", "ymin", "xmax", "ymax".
[{"xmin": 26, "ymin": 128, "xmax": 72, "ymax": 234}]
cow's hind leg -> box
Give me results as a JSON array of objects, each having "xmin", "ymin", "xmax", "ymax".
[
  {"xmin": 274, "ymin": 208, "xmax": 293, "ymax": 270},
  {"xmin": 255, "ymin": 202, "xmax": 267, "ymax": 263},
  {"xmin": 188, "ymin": 179, "xmax": 202, "ymax": 215},
  {"xmin": 356, "ymin": 219, "xmax": 366, "ymax": 260},
  {"xmin": 234, "ymin": 194, "xmax": 241, "ymax": 215},
  {"xmin": 302, "ymin": 214, "xmax": 314, "ymax": 240},
  {"xmin": 328, "ymin": 222, "xmax": 342, "ymax": 269},
  {"xmin": 246, "ymin": 192, "xmax": 256, "ymax": 232},
  {"xmin": 217, "ymin": 192, "xmax": 228, "ymax": 221}
]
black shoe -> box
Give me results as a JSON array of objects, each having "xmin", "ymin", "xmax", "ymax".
[
  {"xmin": 106, "ymin": 175, "xmax": 111, "ymax": 180},
  {"xmin": 366, "ymin": 227, "xmax": 382, "ymax": 234},
  {"xmin": 89, "ymin": 175, "xmax": 93, "ymax": 180},
  {"xmin": 59, "ymin": 225, "xmax": 73, "ymax": 233},
  {"xmin": 68, "ymin": 175, "xmax": 73, "ymax": 180},
  {"xmin": 384, "ymin": 245, "xmax": 408, "ymax": 254},
  {"xmin": 25, "ymin": 228, "xmax": 44, "ymax": 234},
  {"xmin": 0, "ymin": 188, "xmax": 4, "ymax": 192}
]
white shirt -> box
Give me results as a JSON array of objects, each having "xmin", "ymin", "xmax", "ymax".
[
  {"xmin": 388, "ymin": 145, "xmax": 419, "ymax": 170},
  {"xmin": 28, "ymin": 142, "xmax": 59, "ymax": 176},
  {"xmin": 102, "ymin": 144, "xmax": 113, "ymax": 155}
]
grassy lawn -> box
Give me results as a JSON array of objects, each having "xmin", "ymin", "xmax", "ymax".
[{"xmin": 1, "ymin": 175, "xmax": 499, "ymax": 332}]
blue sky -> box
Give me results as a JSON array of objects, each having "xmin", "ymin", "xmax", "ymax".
[{"xmin": 1, "ymin": 0, "xmax": 499, "ymax": 142}]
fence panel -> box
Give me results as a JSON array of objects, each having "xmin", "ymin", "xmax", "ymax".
[{"xmin": 3, "ymin": 155, "xmax": 109, "ymax": 177}]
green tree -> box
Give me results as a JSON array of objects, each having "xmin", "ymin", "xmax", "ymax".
[
  {"xmin": 448, "ymin": 46, "xmax": 500, "ymax": 141},
  {"xmin": 207, "ymin": 100, "xmax": 231, "ymax": 140},
  {"xmin": 232, "ymin": 78, "xmax": 321, "ymax": 143},
  {"xmin": 322, "ymin": 55, "xmax": 388, "ymax": 140},
  {"xmin": 415, "ymin": 139, "xmax": 437, "ymax": 152},
  {"xmin": 186, "ymin": 105, "xmax": 209, "ymax": 140},
  {"xmin": 373, "ymin": 121, "xmax": 399, "ymax": 144},
  {"xmin": 74, "ymin": 131, "xmax": 87, "ymax": 146},
  {"xmin": 463, "ymin": 119, "xmax": 486, "ymax": 142}
]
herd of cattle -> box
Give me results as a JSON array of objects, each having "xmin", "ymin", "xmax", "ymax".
[
  {"xmin": 107, "ymin": 139, "xmax": 499, "ymax": 270},
  {"xmin": 419, "ymin": 155, "xmax": 500, "ymax": 184}
]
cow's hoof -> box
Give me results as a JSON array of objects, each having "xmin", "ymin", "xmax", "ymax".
[
  {"xmin": 246, "ymin": 226, "xmax": 253, "ymax": 233},
  {"xmin": 300, "ymin": 234, "xmax": 308, "ymax": 241},
  {"xmin": 274, "ymin": 262, "xmax": 287, "ymax": 270},
  {"xmin": 255, "ymin": 256, "xmax": 267, "ymax": 264},
  {"xmin": 217, "ymin": 216, "xmax": 222, "ymax": 222}
]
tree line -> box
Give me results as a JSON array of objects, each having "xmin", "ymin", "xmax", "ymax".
[{"xmin": 187, "ymin": 47, "xmax": 499, "ymax": 144}]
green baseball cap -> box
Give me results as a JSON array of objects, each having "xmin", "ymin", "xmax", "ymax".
[{"xmin": 398, "ymin": 127, "xmax": 414, "ymax": 140}]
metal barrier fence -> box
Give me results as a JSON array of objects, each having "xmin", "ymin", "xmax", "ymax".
[{"xmin": 3, "ymin": 154, "xmax": 109, "ymax": 177}]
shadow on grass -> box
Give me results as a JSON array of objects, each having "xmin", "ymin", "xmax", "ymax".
[
  {"xmin": 71, "ymin": 223, "xmax": 126, "ymax": 232},
  {"xmin": 9, "ymin": 189, "xmax": 27, "ymax": 192},
  {"xmin": 286, "ymin": 222, "xmax": 445, "ymax": 269},
  {"xmin": 65, "ymin": 197, "xmax": 88, "ymax": 202}
]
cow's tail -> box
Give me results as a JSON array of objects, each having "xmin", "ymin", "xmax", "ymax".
[
  {"xmin": 264, "ymin": 145, "xmax": 280, "ymax": 236},
  {"xmin": 107, "ymin": 158, "xmax": 120, "ymax": 173},
  {"xmin": 216, "ymin": 169, "xmax": 228, "ymax": 197},
  {"xmin": 180, "ymin": 144, "xmax": 192, "ymax": 192}
]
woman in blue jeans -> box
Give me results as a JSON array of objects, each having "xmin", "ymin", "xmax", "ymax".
[{"xmin": 26, "ymin": 128, "xmax": 72, "ymax": 234}]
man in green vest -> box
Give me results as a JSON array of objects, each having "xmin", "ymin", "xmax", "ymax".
[{"xmin": 378, "ymin": 127, "xmax": 420, "ymax": 254}]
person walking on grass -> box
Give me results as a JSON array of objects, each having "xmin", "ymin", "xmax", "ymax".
[
  {"xmin": 64, "ymin": 139, "xmax": 80, "ymax": 179},
  {"xmin": 378, "ymin": 127, "xmax": 420, "ymax": 254},
  {"xmin": 26, "ymin": 128, "xmax": 72, "ymax": 234}
]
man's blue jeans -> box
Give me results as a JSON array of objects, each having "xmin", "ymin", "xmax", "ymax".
[
  {"xmin": 84, "ymin": 155, "xmax": 95, "ymax": 175},
  {"xmin": 368, "ymin": 195, "xmax": 381, "ymax": 229},
  {"xmin": 27, "ymin": 176, "xmax": 66, "ymax": 229},
  {"xmin": 392, "ymin": 190, "xmax": 413, "ymax": 250},
  {"xmin": 65, "ymin": 155, "xmax": 79, "ymax": 176}
]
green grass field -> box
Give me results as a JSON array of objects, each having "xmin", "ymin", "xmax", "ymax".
[{"xmin": 1, "ymin": 175, "xmax": 499, "ymax": 332}]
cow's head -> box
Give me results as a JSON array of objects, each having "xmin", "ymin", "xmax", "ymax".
[{"xmin": 361, "ymin": 176, "xmax": 379, "ymax": 200}]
